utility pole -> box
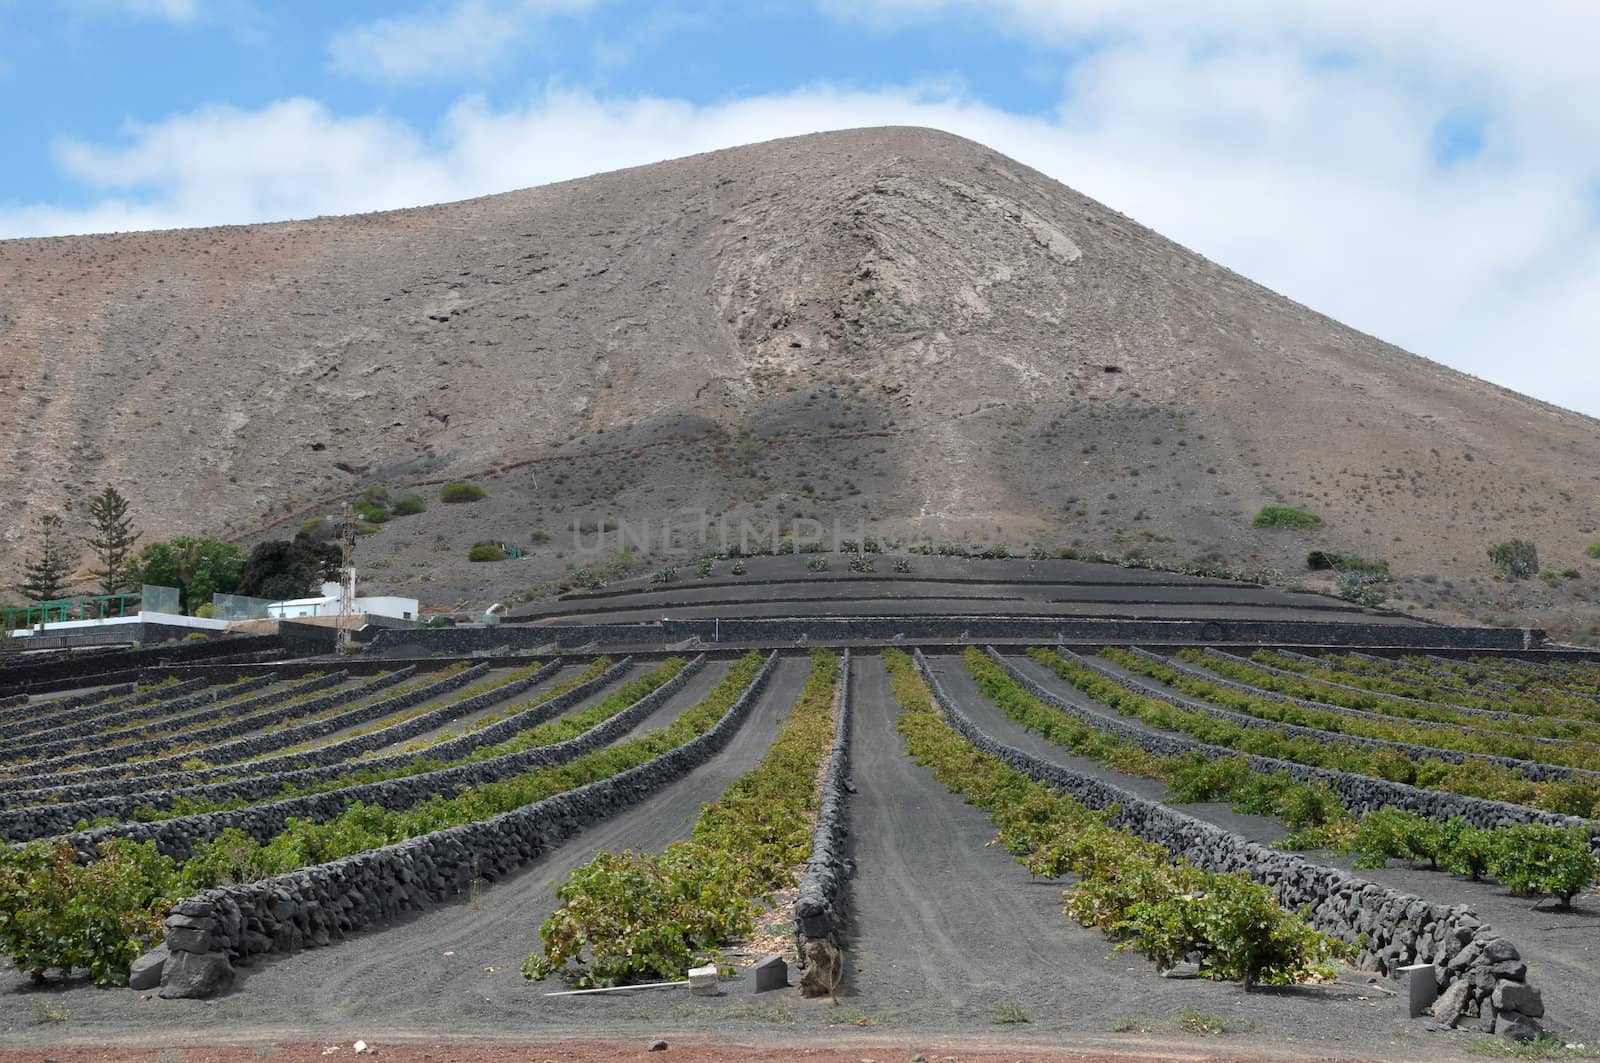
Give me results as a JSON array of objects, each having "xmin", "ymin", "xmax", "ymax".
[{"xmin": 335, "ymin": 502, "xmax": 357, "ymax": 656}]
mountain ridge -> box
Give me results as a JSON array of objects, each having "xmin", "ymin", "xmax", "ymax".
[{"xmin": 3, "ymin": 126, "xmax": 1596, "ymax": 637}]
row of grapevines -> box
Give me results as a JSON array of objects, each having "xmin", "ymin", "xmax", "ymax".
[
  {"xmin": 1105, "ymin": 648, "xmax": 1600, "ymax": 772},
  {"xmin": 893, "ymin": 650, "xmax": 1344, "ymax": 989},
  {"xmin": 1029, "ymin": 648, "xmax": 1600, "ymax": 818},
  {"xmin": 1267, "ymin": 651, "xmax": 1600, "ymax": 723},
  {"xmin": 127, "ymin": 656, "xmax": 648, "ymax": 819},
  {"xmin": 959, "ymin": 648, "xmax": 1352, "ymax": 839},
  {"xmin": 1185, "ymin": 650, "xmax": 1600, "ymax": 744},
  {"xmin": 525, "ymin": 649, "xmax": 839, "ymax": 988},
  {"xmin": 965, "ymin": 650, "xmax": 1598, "ymax": 906},
  {"xmin": 0, "ymin": 652, "xmax": 764, "ymax": 985}
]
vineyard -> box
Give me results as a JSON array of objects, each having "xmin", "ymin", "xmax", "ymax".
[{"xmin": 2, "ymin": 581, "xmax": 1598, "ymax": 1056}]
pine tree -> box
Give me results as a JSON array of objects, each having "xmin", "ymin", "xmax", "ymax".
[
  {"xmin": 20, "ymin": 514, "xmax": 77, "ymax": 602},
  {"xmin": 87, "ymin": 486, "xmax": 140, "ymax": 596}
]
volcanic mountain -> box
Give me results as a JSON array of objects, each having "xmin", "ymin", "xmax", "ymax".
[{"xmin": 3, "ymin": 127, "xmax": 1597, "ymax": 636}]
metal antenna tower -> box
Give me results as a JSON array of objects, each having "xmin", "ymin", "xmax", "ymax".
[{"xmin": 335, "ymin": 502, "xmax": 357, "ymax": 656}]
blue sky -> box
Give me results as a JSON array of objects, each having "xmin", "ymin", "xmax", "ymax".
[{"xmin": 3, "ymin": 0, "xmax": 1597, "ymax": 417}]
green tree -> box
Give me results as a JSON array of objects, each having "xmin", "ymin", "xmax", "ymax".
[
  {"xmin": 126, "ymin": 536, "xmax": 244, "ymax": 614},
  {"xmin": 86, "ymin": 487, "xmax": 140, "ymax": 596},
  {"xmin": 237, "ymin": 532, "xmax": 341, "ymax": 601},
  {"xmin": 19, "ymin": 515, "xmax": 78, "ymax": 602}
]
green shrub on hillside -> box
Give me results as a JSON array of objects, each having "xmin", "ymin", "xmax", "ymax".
[
  {"xmin": 391, "ymin": 494, "xmax": 426, "ymax": 516},
  {"xmin": 1306, "ymin": 551, "xmax": 1387, "ymax": 576},
  {"xmin": 468, "ymin": 542, "xmax": 507, "ymax": 562},
  {"xmin": 353, "ymin": 499, "xmax": 391, "ymax": 524},
  {"xmin": 1252, "ymin": 506, "xmax": 1321, "ymax": 529},
  {"xmin": 1488, "ymin": 539, "xmax": 1539, "ymax": 579},
  {"xmin": 440, "ymin": 482, "xmax": 487, "ymax": 504},
  {"xmin": 1586, "ymin": 543, "xmax": 1600, "ymax": 560}
]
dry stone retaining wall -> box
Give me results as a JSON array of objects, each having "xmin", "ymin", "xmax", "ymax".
[
  {"xmin": 1202, "ymin": 649, "xmax": 1540, "ymax": 724},
  {"xmin": 2, "ymin": 679, "xmax": 231, "ymax": 752},
  {"xmin": 1137, "ymin": 648, "xmax": 1572, "ymax": 750},
  {"xmin": 920, "ymin": 650, "xmax": 1546, "ymax": 1038},
  {"xmin": 148, "ymin": 651, "xmax": 779, "ymax": 998},
  {"xmin": 2, "ymin": 672, "xmax": 349, "ymax": 763},
  {"xmin": 0, "ymin": 682, "xmax": 137, "ymax": 731},
  {"xmin": 64, "ymin": 656, "xmax": 701, "ymax": 859},
  {"xmin": 0, "ymin": 673, "xmax": 282, "ymax": 773},
  {"xmin": 0, "ymin": 665, "xmax": 476, "ymax": 801},
  {"xmin": 10, "ymin": 659, "xmax": 631, "ymax": 839},
  {"xmin": 983, "ymin": 649, "xmax": 1600, "ymax": 852},
  {"xmin": 0, "ymin": 679, "xmax": 205, "ymax": 746},
  {"xmin": 0, "ymin": 667, "xmax": 417, "ymax": 811},
  {"xmin": 1081, "ymin": 653, "xmax": 1600, "ymax": 786},
  {"xmin": 0, "ymin": 633, "xmax": 284, "ymax": 696},
  {"xmin": 368, "ymin": 617, "xmax": 1542, "ymax": 656},
  {"xmin": 793, "ymin": 650, "xmax": 852, "ymax": 987}
]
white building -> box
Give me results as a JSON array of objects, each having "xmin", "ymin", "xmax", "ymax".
[{"xmin": 265, "ymin": 581, "xmax": 419, "ymax": 622}]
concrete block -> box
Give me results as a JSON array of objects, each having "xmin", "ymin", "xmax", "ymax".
[
  {"xmin": 752, "ymin": 955, "xmax": 788, "ymax": 992},
  {"xmin": 1398, "ymin": 962, "xmax": 1437, "ymax": 1018},
  {"xmin": 688, "ymin": 963, "xmax": 719, "ymax": 997}
]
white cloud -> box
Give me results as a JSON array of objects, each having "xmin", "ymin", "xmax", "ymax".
[
  {"xmin": 4, "ymin": 24, "xmax": 1598, "ymax": 418},
  {"xmin": 327, "ymin": 0, "xmax": 592, "ymax": 83},
  {"xmin": 48, "ymin": 99, "xmax": 449, "ymax": 223}
]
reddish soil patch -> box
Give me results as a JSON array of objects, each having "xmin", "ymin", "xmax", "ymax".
[{"xmin": 0, "ymin": 1043, "xmax": 1387, "ymax": 1063}]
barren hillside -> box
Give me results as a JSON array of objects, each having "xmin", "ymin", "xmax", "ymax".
[{"xmin": 3, "ymin": 127, "xmax": 1597, "ymax": 635}]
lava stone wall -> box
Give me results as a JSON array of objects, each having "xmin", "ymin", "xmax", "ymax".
[
  {"xmin": 148, "ymin": 652, "xmax": 779, "ymax": 995},
  {"xmin": 367, "ymin": 618, "xmax": 1545, "ymax": 657},
  {"xmin": 0, "ymin": 673, "xmax": 282, "ymax": 779},
  {"xmin": 64, "ymin": 656, "xmax": 702, "ymax": 859},
  {"xmin": 1081, "ymin": 652, "xmax": 1600, "ymax": 786},
  {"xmin": 984, "ymin": 649, "xmax": 1600, "ymax": 852},
  {"xmin": 0, "ymin": 682, "xmax": 137, "ymax": 731},
  {"xmin": 919, "ymin": 651, "xmax": 1546, "ymax": 1035},
  {"xmin": 6, "ymin": 661, "xmax": 600, "ymax": 839},
  {"xmin": 1201, "ymin": 649, "xmax": 1536, "ymax": 725},
  {"xmin": 5, "ymin": 672, "xmax": 345, "ymax": 764},
  {"xmin": 1138, "ymin": 648, "xmax": 1570, "ymax": 750},
  {"xmin": 0, "ymin": 666, "xmax": 445, "ymax": 808},
  {"xmin": 0, "ymin": 679, "xmax": 195, "ymax": 737},
  {"xmin": 794, "ymin": 650, "xmax": 853, "ymax": 963},
  {"xmin": 0, "ymin": 634, "xmax": 284, "ymax": 695}
]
